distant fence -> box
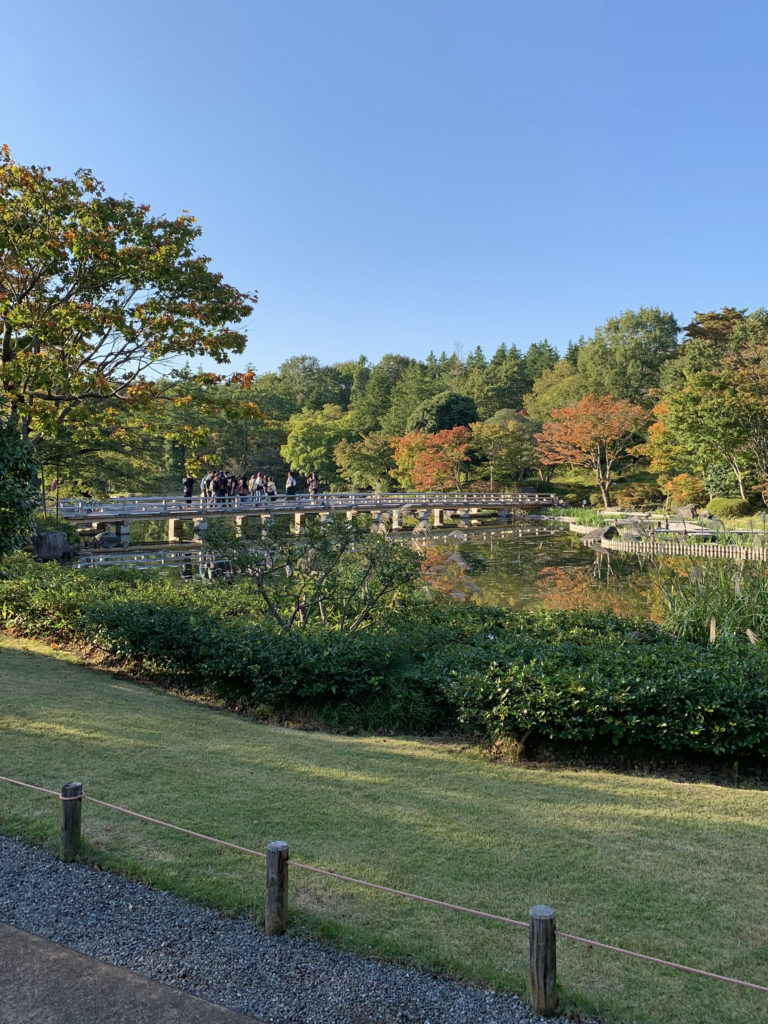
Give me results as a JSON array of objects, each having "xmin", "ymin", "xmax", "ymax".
[
  {"xmin": 566, "ymin": 521, "xmax": 768, "ymax": 561},
  {"xmin": 1, "ymin": 773, "xmax": 766, "ymax": 1016},
  {"xmin": 598, "ymin": 538, "xmax": 768, "ymax": 561}
]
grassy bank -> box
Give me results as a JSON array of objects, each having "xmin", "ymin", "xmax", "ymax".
[{"xmin": 1, "ymin": 635, "xmax": 766, "ymax": 1024}]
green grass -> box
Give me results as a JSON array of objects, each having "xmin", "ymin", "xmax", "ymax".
[{"xmin": 1, "ymin": 634, "xmax": 767, "ymax": 1024}]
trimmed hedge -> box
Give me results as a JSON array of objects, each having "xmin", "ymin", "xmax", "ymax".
[
  {"xmin": 2, "ymin": 564, "xmax": 768, "ymax": 758},
  {"xmin": 706, "ymin": 497, "xmax": 751, "ymax": 519}
]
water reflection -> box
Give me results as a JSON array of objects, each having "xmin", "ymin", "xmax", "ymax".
[{"xmin": 423, "ymin": 529, "xmax": 652, "ymax": 618}]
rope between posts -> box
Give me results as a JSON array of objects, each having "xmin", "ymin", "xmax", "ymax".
[{"xmin": 2, "ymin": 774, "xmax": 767, "ymax": 993}]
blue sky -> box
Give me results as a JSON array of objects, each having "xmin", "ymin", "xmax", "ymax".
[{"xmin": 4, "ymin": 0, "xmax": 767, "ymax": 373}]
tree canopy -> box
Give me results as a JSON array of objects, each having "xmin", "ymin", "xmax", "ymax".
[{"xmin": 0, "ymin": 147, "xmax": 257, "ymax": 442}]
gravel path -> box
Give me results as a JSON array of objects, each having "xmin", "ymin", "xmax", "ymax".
[{"xmin": 0, "ymin": 835, "xmax": 589, "ymax": 1024}]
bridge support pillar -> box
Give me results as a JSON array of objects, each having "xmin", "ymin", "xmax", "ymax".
[
  {"xmin": 318, "ymin": 511, "xmax": 333, "ymax": 523},
  {"xmin": 470, "ymin": 507, "xmax": 483, "ymax": 516},
  {"xmin": 168, "ymin": 518, "xmax": 182, "ymax": 544},
  {"xmin": 497, "ymin": 509, "xmax": 510, "ymax": 523},
  {"xmin": 293, "ymin": 512, "xmax": 306, "ymax": 534},
  {"xmin": 260, "ymin": 514, "xmax": 273, "ymax": 537},
  {"xmin": 192, "ymin": 518, "xmax": 208, "ymax": 543},
  {"xmin": 417, "ymin": 509, "xmax": 429, "ymax": 526},
  {"xmin": 234, "ymin": 516, "xmax": 246, "ymax": 538},
  {"xmin": 115, "ymin": 520, "xmax": 131, "ymax": 546},
  {"xmin": 391, "ymin": 511, "xmax": 402, "ymax": 531},
  {"xmin": 432, "ymin": 508, "xmax": 445, "ymax": 528},
  {"xmin": 370, "ymin": 511, "xmax": 382, "ymax": 532},
  {"xmin": 457, "ymin": 511, "xmax": 470, "ymax": 528},
  {"xmin": 345, "ymin": 509, "xmax": 357, "ymax": 521}
]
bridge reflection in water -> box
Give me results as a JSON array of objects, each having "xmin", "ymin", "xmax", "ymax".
[{"xmin": 73, "ymin": 523, "xmax": 560, "ymax": 573}]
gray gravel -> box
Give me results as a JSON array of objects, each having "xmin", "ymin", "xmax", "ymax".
[{"xmin": 0, "ymin": 834, "xmax": 587, "ymax": 1024}]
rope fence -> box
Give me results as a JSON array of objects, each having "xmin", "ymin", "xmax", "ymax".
[{"xmin": 1, "ymin": 773, "xmax": 766, "ymax": 1013}]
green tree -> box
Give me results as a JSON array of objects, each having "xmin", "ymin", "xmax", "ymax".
[
  {"xmin": 521, "ymin": 340, "xmax": 558, "ymax": 390},
  {"xmin": 577, "ymin": 307, "xmax": 679, "ymax": 407},
  {"xmin": 470, "ymin": 416, "xmax": 537, "ymax": 489},
  {"xmin": 523, "ymin": 358, "xmax": 587, "ymax": 420},
  {"xmin": 205, "ymin": 516, "xmax": 421, "ymax": 632},
  {"xmin": 0, "ymin": 414, "xmax": 39, "ymax": 555},
  {"xmin": 334, "ymin": 432, "xmax": 395, "ymax": 490},
  {"xmin": 406, "ymin": 390, "xmax": 478, "ymax": 433},
  {"xmin": 281, "ymin": 405, "xmax": 354, "ymax": 487},
  {"xmin": 0, "ymin": 147, "xmax": 257, "ymax": 444},
  {"xmin": 349, "ymin": 353, "xmax": 412, "ymax": 432},
  {"xmin": 380, "ymin": 360, "xmax": 449, "ymax": 435}
]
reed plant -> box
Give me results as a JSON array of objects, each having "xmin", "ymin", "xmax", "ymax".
[{"xmin": 655, "ymin": 560, "xmax": 768, "ymax": 645}]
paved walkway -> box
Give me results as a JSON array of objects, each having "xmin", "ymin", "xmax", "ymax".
[{"xmin": 0, "ymin": 922, "xmax": 265, "ymax": 1024}]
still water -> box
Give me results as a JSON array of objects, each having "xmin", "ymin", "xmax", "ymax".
[
  {"xmin": 421, "ymin": 526, "xmax": 654, "ymax": 619},
  {"xmin": 76, "ymin": 524, "xmax": 656, "ymax": 619}
]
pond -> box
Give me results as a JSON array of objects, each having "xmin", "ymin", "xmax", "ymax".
[
  {"xmin": 420, "ymin": 525, "xmax": 656, "ymax": 619},
  {"xmin": 74, "ymin": 521, "xmax": 663, "ymax": 621}
]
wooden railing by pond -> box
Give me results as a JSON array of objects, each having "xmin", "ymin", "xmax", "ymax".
[
  {"xmin": 57, "ymin": 490, "xmax": 558, "ymax": 520},
  {"xmin": 54, "ymin": 491, "xmax": 558, "ymax": 547},
  {"xmin": 595, "ymin": 537, "xmax": 768, "ymax": 561}
]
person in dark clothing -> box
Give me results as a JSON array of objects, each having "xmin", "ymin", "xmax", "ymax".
[{"xmin": 182, "ymin": 472, "xmax": 195, "ymax": 505}]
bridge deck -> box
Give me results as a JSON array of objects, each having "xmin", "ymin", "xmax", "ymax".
[{"xmin": 57, "ymin": 491, "xmax": 558, "ymax": 523}]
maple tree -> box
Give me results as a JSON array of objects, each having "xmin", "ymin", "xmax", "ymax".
[
  {"xmin": 392, "ymin": 427, "xmax": 471, "ymax": 491},
  {"xmin": 0, "ymin": 147, "xmax": 257, "ymax": 443},
  {"xmin": 535, "ymin": 394, "xmax": 649, "ymax": 507}
]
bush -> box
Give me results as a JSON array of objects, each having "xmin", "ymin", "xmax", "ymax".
[
  {"xmin": 3, "ymin": 566, "xmax": 768, "ymax": 758},
  {"xmin": 706, "ymin": 497, "xmax": 751, "ymax": 519}
]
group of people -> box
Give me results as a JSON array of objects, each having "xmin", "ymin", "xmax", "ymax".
[{"xmin": 181, "ymin": 470, "xmax": 320, "ymax": 505}]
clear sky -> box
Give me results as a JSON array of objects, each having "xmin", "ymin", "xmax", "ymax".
[{"xmin": 4, "ymin": 0, "xmax": 767, "ymax": 373}]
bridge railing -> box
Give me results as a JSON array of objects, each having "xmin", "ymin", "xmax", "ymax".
[{"xmin": 56, "ymin": 491, "xmax": 558, "ymax": 520}]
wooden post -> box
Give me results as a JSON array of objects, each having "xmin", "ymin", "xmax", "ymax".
[
  {"xmin": 168, "ymin": 518, "xmax": 181, "ymax": 544},
  {"xmin": 265, "ymin": 840, "xmax": 289, "ymax": 936},
  {"xmin": 60, "ymin": 782, "xmax": 83, "ymax": 862},
  {"xmin": 529, "ymin": 904, "xmax": 557, "ymax": 1015}
]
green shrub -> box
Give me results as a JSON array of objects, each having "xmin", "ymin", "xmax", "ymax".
[
  {"xmin": 3, "ymin": 565, "xmax": 768, "ymax": 757},
  {"xmin": 706, "ymin": 497, "xmax": 751, "ymax": 519}
]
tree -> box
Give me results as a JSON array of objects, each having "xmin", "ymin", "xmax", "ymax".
[
  {"xmin": 380, "ymin": 360, "xmax": 449, "ymax": 435},
  {"xmin": 0, "ymin": 413, "xmax": 39, "ymax": 555},
  {"xmin": 334, "ymin": 432, "xmax": 395, "ymax": 490},
  {"xmin": 577, "ymin": 307, "xmax": 679, "ymax": 408},
  {"xmin": 0, "ymin": 148, "xmax": 257, "ymax": 442},
  {"xmin": 651, "ymin": 309, "xmax": 768, "ymax": 501},
  {"xmin": 639, "ymin": 388, "xmax": 755, "ymax": 501},
  {"xmin": 204, "ymin": 517, "xmax": 421, "ymax": 632},
  {"xmin": 465, "ymin": 344, "xmax": 529, "ymax": 418},
  {"xmin": 281, "ymin": 405, "xmax": 354, "ymax": 487},
  {"xmin": 522, "ymin": 358, "xmax": 587, "ymax": 420},
  {"xmin": 521, "ymin": 340, "xmax": 558, "ymax": 389},
  {"xmin": 405, "ymin": 390, "xmax": 478, "ymax": 433},
  {"xmin": 392, "ymin": 427, "xmax": 472, "ymax": 491},
  {"xmin": 535, "ymin": 395, "xmax": 649, "ymax": 507},
  {"xmin": 470, "ymin": 416, "xmax": 536, "ymax": 489},
  {"xmin": 349, "ymin": 353, "xmax": 412, "ymax": 433}
]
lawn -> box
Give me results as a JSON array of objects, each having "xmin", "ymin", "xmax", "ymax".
[{"xmin": 0, "ymin": 634, "xmax": 766, "ymax": 1024}]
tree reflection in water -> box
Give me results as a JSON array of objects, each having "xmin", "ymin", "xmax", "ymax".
[{"xmin": 418, "ymin": 529, "xmax": 652, "ymax": 617}]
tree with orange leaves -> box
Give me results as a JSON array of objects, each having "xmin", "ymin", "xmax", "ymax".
[
  {"xmin": 535, "ymin": 394, "xmax": 649, "ymax": 507},
  {"xmin": 391, "ymin": 427, "xmax": 471, "ymax": 491}
]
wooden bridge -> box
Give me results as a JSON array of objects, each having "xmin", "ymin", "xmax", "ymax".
[{"xmin": 56, "ymin": 491, "xmax": 559, "ymax": 546}]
